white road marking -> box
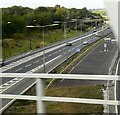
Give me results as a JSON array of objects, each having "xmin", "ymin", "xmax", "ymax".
[
  {"xmin": 25, "ymin": 64, "xmax": 31, "ymax": 67},
  {"xmin": 1, "ymin": 44, "xmax": 65, "ymax": 72},
  {"xmin": 1, "ymin": 28, "xmax": 104, "ymax": 73},
  {"xmin": 0, "ymin": 55, "xmax": 62, "ymax": 93},
  {"xmin": 2, "ymin": 28, "xmax": 109, "ymax": 112},
  {"xmin": 48, "ymin": 54, "xmax": 52, "ymax": 57},
  {"xmin": 53, "ymin": 52, "xmax": 57, "ymax": 54},
  {"xmin": 15, "ymin": 68, "xmax": 23, "ymax": 72},
  {"xmin": 34, "ymin": 60, "xmax": 39, "ymax": 63},
  {"xmin": 27, "ymin": 55, "xmax": 61, "ymax": 73}
]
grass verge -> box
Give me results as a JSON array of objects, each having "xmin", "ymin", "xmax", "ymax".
[
  {"xmin": 4, "ymin": 85, "xmax": 104, "ymax": 114},
  {"xmin": 3, "ymin": 29, "xmax": 85, "ymax": 59}
]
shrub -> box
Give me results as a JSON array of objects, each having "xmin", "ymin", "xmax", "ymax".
[{"xmin": 13, "ymin": 33, "xmax": 25, "ymax": 39}]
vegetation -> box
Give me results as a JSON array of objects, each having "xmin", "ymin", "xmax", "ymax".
[
  {"xmin": 4, "ymin": 85, "xmax": 103, "ymax": 113},
  {"xmin": 4, "ymin": 38, "xmax": 105, "ymax": 114},
  {"xmin": 3, "ymin": 29, "xmax": 84, "ymax": 58},
  {"xmin": 91, "ymin": 9, "xmax": 108, "ymax": 20},
  {"xmin": 2, "ymin": 5, "xmax": 103, "ymax": 38},
  {"xmin": 2, "ymin": 5, "xmax": 103, "ymax": 59},
  {"xmin": 50, "ymin": 38, "xmax": 104, "ymax": 75}
]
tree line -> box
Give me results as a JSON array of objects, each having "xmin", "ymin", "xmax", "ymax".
[{"xmin": 2, "ymin": 5, "xmax": 103, "ymax": 39}]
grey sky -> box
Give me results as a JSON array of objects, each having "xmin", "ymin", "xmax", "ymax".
[{"xmin": 0, "ymin": 0, "xmax": 104, "ymax": 9}]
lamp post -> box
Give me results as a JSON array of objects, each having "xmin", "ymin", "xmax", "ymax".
[
  {"xmin": 2, "ymin": 21, "xmax": 11, "ymax": 66},
  {"xmin": 71, "ymin": 19, "xmax": 78, "ymax": 35},
  {"xmin": 26, "ymin": 24, "xmax": 59, "ymax": 73},
  {"xmin": 2, "ymin": 41, "xmax": 4, "ymax": 67},
  {"xmin": 54, "ymin": 20, "xmax": 76, "ymax": 64}
]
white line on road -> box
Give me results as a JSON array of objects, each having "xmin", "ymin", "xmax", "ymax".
[
  {"xmin": 48, "ymin": 54, "xmax": 52, "ymax": 57},
  {"xmin": 0, "ymin": 55, "xmax": 62, "ymax": 93},
  {"xmin": 15, "ymin": 68, "xmax": 23, "ymax": 72},
  {"xmin": 53, "ymin": 52, "xmax": 57, "ymax": 54},
  {"xmin": 27, "ymin": 55, "xmax": 61, "ymax": 73},
  {"xmin": 1, "ymin": 44, "xmax": 65, "ymax": 72},
  {"xmin": 1, "ymin": 28, "xmax": 104, "ymax": 73},
  {"xmin": 34, "ymin": 60, "xmax": 39, "ymax": 63},
  {"xmin": 25, "ymin": 64, "xmax": 31, "ymax": 67}
]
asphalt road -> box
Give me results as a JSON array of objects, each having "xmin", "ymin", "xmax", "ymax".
[
  {"xmin": 0, "ymin": 27, "xmax": 112, "ymax": 113},
  {"xmin": 55, "ymin": 41, "xmax": 118, "ymax": 87},
  {"xmin": 0, "ymin": 28, "xmax": 103, "ymax": 67}
]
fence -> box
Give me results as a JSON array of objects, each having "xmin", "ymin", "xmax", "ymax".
[{"xmin": 0, "ymin": 73, "xmax": 120, "ymax": 113}]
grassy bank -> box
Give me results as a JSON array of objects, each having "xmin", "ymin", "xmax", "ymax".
[
  {"xmin": 4, "ymin": 85, "xmax": 103, "ymax": 114},
  {"xmin": 4, "ymin": 38, "xmax": 105, "ymax": 114},
  {"xmin": 3, "ymin": 29, "xmax": 84, "ymax": 59}
]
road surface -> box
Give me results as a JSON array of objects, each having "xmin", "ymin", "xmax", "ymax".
[
  {"xmin": 55, "ymin": 41, "xmax": 117, "ymax": 87},
  {"xmin": 0, "ymin": 27, "xmax": 112, "ymax": 113}
]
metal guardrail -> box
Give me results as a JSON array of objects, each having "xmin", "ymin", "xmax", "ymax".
[{"xmin": 0, "ymin": 73, "xmax": 120, "ymax": 113}]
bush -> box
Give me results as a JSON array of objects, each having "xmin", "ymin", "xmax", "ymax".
[
  {"xmin": 36, "ymin": 45, "xmax": 40, "ymax": 48},
  {"xmin": 13, "ymin": 33, "xmax": 25, "ymax": 39}
]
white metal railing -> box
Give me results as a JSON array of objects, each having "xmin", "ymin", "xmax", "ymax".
[{"xmin": 0, "ymin": 73, "xmax": 120, "ymax": 113}]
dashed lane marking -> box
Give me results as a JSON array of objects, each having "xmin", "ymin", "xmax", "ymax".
[
  {"xmin": 15, "ymin": 68, "xmax": 23, "ymax": 72},
  {"xmin": 25, "ymin": 64, "xmax": 31, "ymax": 67}
]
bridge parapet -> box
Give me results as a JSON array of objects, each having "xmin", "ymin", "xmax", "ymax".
[{"xmin": 0, "ymin": 73, "xmax": 120, "ymax": 113}]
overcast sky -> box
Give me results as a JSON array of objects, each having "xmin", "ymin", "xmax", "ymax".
[{"xmin": 0, "ymin": 0, "xmax": 105, "ymax": 9}]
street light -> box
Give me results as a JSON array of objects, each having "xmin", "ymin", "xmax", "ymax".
[
  {"xmin": 72, "ymin": 18, "xmax": 83, "ymax": 34},
  {"xmin": 2, "ymin": 41, "xmax": 4, "ymax": 67},
  {"xmin": 54, "ymin": 20, "xmax": 75, "ymax": 62},
  {"xmin": 2, "ymin": 21, "xmax": 11, "ymax": 66},
  {"xmin": 26, "ymin": 24, "xmax": 59, "ymax": 73}
]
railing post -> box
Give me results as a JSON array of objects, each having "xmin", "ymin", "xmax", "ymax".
[
  {"xmin": 0, "ymin": 76, "xmax": 2, "ymax": 114},
  {"xmin": 36, "ymin": 78, "xmax": 45, "ymax": 114}
]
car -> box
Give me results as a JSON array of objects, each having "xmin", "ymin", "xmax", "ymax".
[
  {"xmin": 66, "ymin": 43, "xmax": 72, "ymax": 46},
  {"xmin": 95, "ymin": 33, "xmax": 101, "ymax": 37},
  {"xmin": 93, "ymin": 30, "xmax": 97, "ymax": 32},
  {"xmin": 95, "ymin": 33, "xmax": 98, "ymax": 36},
  {"xmin": 83, "ymin": 41, "xmax": 89, "ymax": 45}
]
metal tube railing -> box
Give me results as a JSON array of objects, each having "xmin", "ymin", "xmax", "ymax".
[{"xmin": 0, "ymin": 73, "xmax": 120, "ymax": 113}]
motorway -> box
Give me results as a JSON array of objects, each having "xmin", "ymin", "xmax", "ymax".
[
  {"xmin": 0, "ymin": 27, "xmax": 112, "ymax": 112},
  {"xmin": 55, "ymin": 41, "xmax": 118, "ymax": 87},
  {"xmin": 0, "ymin": 28, "xmax": 103, "ymax": 66}
]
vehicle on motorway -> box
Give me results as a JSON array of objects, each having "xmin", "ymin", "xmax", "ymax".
[
  {"xmin": 66, "ymin": 43, "xmax": 72, "ymax": 46},
  {"xmin": 93, "ymin": 30, "xmax": 97, "ymax": 32},
  {"xmin": 83, "ymin": 41, "xmax": 89, "ymax": 45},
  {"xmin": 95, "ymin": 33, "xmax": 101, "ymax": 38}
]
